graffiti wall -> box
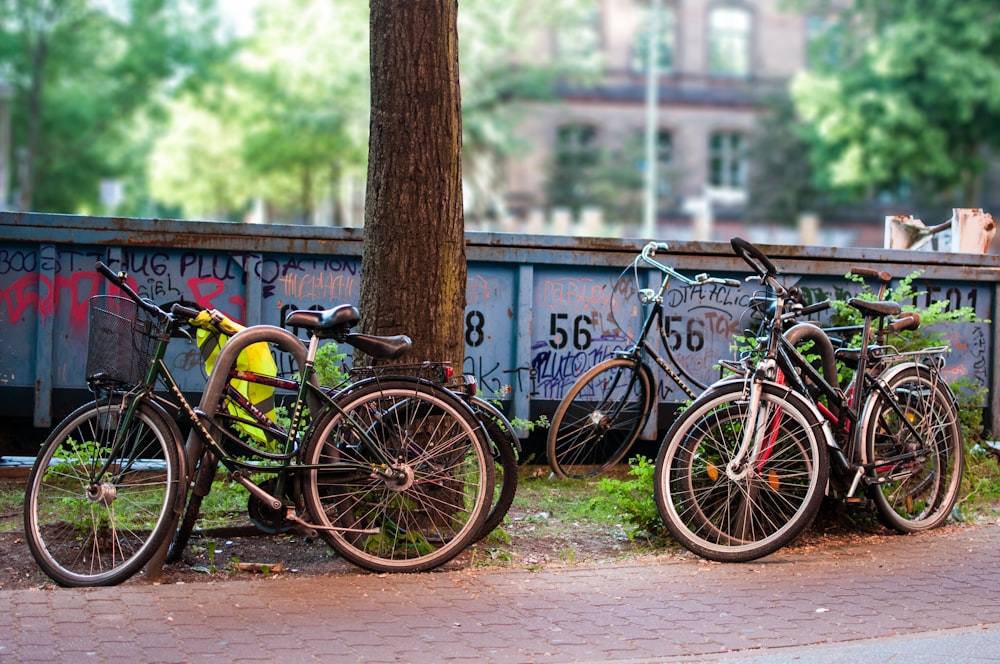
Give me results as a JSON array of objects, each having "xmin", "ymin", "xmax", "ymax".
[{"xmin": 1, "ymin": 215, "xmax": 995, "ymax": 433}]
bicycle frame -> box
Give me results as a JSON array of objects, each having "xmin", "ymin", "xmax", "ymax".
[
  {"xmin": 738, "ymin": 265, "xmax": 949, "ymax": 503},
  {"xmin": 617, "ymin": 243, "xmax": 740, "ymax": 399}
]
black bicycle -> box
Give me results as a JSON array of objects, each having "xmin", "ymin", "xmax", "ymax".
[
  {"xmin": 654, "ymin": 238, "xmax": 963, "ymax": 562},
  {"xmin": 546, "ymin": 241, "xmax": 739, "ymax": 478},
  {"xmin": 24, "ymin": 262, "xmax": 494, "ymax": 586}
]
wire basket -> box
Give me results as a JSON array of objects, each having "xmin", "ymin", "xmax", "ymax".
[{"xmin": 85, "ymin": 295, "xmax": 157, "ymax": 388}]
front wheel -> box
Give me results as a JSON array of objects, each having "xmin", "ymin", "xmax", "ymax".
[
  {"xmin": 863, "ymin": 364, "xmax": 963, "ymax": 533},
  {"xmin": 302, "ymin": 379, "xmax": 493, "ymax": 572},
  {"xmin": 23, "ymin": 398, "xmax": 182, "ymax": 586},
  {"xmin": 546, "ymin": 357, "xmax": 654, "ymax": 479},
  {"xmin": 654, "ymin": 381, "xmax": 829, "ymax": 563}
]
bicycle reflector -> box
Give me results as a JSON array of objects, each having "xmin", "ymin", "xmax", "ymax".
[{"xmin": 638, "ymin": 288, "xmax": 656, "ymax": 304}]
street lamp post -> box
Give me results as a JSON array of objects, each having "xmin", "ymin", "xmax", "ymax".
[
  {"xmin": 0, "ymin": 80, "xmax": 11, "ymax": 209},
  {"xmin": 641, "ymin": 0, "xmax": 662, "ymax": 240}
]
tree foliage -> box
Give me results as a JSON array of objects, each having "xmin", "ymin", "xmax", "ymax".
[
  {"xmin": 149, "ymin": 0, "xmax": 370, "ymax": 223},
  {"xmin": 0, "ymin": 0, "xmax": 229, "ymax": 213},
  {"xmin": 789, "ymin": 0, "xmax": 1000, "ymax": 204}
]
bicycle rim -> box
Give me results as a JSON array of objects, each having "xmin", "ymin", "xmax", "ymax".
[
  {"xmin": 23, "ymin": 398, "xmax": 181, "ymax": 586},
  {"xmin": 302, "ymin": 380, "xmax": 493, "ymax": 572},
  {"xmin": 547, "ymin": 358, "xmax": 653, "ymax": 479},
  {"xmin": 655, "ymin": 381, "xmax": 828, "ymax": 562},
  {"xmin": 864, "ymin": 365, "xmax": 963, "ymax": 532}
]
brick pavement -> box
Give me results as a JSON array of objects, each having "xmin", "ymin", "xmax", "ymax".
[{"xmin": 2, "ymin": 521, "xmax": 999, "ymax": 663}]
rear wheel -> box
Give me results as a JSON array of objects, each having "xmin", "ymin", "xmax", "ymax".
[
  {"xmin": 24, "ymin": 398, "xmax": 182, "ymax": 586},
  {"xmin": 468, "ymin": 396, "xmax": 520, "ymax": 540},
  {"xmin": 546, "ymin": 357, "xmax": 654, "ymax": 479},
  {"xmin": 863, "ymin": 364, "xmax": 963, "ymax": 533},
  {"xmin": 302, "ymin": 379, "xmax": 493, "ymax": 572}
]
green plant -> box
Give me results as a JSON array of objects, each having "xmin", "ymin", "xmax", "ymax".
[
  {"xmin": 314, "ymin": 342, "xmax": 349, "ymax": 387},
  {"xmin": 595, "ymin": 456, "xmax": 665, "ymax": 540}
]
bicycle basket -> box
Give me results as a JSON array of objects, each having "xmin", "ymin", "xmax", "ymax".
[{"xmin": 85, "ymin": 295, "xmax": 157, "ymax": 387}]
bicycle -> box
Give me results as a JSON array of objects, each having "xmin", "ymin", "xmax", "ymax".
[
  {"xmin": 653, "ymin": 237, "xmax": 963, "ymax": 562},
  {"xmin": 23, "ymin": 262, "xmax": 494, "ymax": 586},
  {"xmin": 164, "ymin": 307, "xmax": 519, "ymax": 550},
  {"xmin": 546, "ymin": 241, "xmax": 740, "ymax": 479}
]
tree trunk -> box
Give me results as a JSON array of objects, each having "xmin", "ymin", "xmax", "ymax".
[{"xmin": 360, "ymin": 1, "xmax": 466, "ymax": 367}]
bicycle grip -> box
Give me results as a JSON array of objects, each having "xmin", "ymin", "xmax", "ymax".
[
  {"xmin": 850, "ymin": 267, "xmax": 892, "ymax": 283},
  {"xmin": 799, "ymin": 300, "xmax": 830, "ymax": 316},
  {"xmin": 171, "ymin": 303, "xmax": 201, "ymax": 321},
  {"xmin": 95, "ymin": 261, "xmax": 126, "ymax": 286}
]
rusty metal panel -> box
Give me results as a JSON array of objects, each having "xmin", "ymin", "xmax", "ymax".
[{"xmin": 1, "ymin": 212, "xmax": 998, "ymax": 437}]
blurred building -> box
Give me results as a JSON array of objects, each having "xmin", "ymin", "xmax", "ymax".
[{"xmin": 474, "ymin": 0, "xmax": 884, "ymax": 246}]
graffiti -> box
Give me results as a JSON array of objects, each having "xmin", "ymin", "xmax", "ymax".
[
  {"xmin": 530, "ymin": 344, "xmax": 625, "ymax": 399},
  {"xmin": 540, "ymin": 276, "xmax": 610, "ymax": 307},
  {"xmin": 188, "ymin": 277, "xmax": 247, "ymax": 323},
  {"xmin": 278, "ymin": 271, "xmax": 358, "ymax": 303},
  {"xmin": 467, "ymin": 274, "xmax": 491, "ymax": 306},
  {"xmin": 0, "ymin": 271, "xmax": 101, "ymax": 327},
  {"xmin": 118, "ymin": 252, "xmax": 172, "ymax": 276}
]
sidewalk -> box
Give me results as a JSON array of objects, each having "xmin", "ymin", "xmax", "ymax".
[{"xmin": 2, "ymin": 521, "xmax": 999, "ymax": 663}]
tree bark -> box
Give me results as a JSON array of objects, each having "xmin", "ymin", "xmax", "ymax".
[{"xmin": 360, "ymin": 1, "xmax": 466, "ymax": 367}]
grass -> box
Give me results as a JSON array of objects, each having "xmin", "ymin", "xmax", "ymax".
[{"xmin": 4, "ymin": 449, "xmax": 1000, "ymax": 543}]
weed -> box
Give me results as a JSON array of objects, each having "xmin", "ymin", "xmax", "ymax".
[{"xmin": 595, "ymin": 456, "xmax": 667, "ymax": 540}]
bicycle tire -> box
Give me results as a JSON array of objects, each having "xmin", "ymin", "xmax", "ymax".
[
  {"xmin": 546, "ymin": 357, "xmax": 654, "ymax": 479},
  {"xmin": 23, "ymin": 398, "xmax": 183, "ymax": 586},
  {"xmin": 654, "ymin": 380, "xmax": 829, "ymax": 563},
  {"xmin": 468, "ymin": 396, "xmax": 519, "ymax": 540},
  {"xmin": 862, "ymin": 363, "xmax": 963, "ymax": 533},
  {"xmin": 301, "ymin": 379, "xmax": 493, "ymax": 572}
]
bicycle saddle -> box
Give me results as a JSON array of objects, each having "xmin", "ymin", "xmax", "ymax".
[
  {"xmin": 286, "ymin": 304, "xmax": 361, "ymax": 339},
  {"xmin": 846, "ymin": 298, "xmax": 901, "ymax": 318}
]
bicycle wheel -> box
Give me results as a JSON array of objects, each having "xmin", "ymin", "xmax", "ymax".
[
  {"xmin": 302, "ymin": 379, "xmax": 493, "ymax": 572},
  {"xmin": 546, "ymin": 357, "xmax": 654, "ymax": 479},
  {"xmin": 23, "ymin": 397, "xmax": 182, "ymax": 586},
  {"xmin": 862, "ymin": 363, "xmax": 963, "ymax": 533},
  {"xmin": 654, "ymin": 380, "xmax": 829, "ymax": 562},
  {"xmin": 468, "ymin": 396, "xmax": 519, "ymax": 540}
]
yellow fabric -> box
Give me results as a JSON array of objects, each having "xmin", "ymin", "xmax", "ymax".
[{"xmin": 192, "ymin": 310, "xmax": 277, "ymax": 442}]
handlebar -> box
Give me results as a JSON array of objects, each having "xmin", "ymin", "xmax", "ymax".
[
  {"xmin": 171, "ymin": 303, "xmax": 201, "ymax": 321},
  {"xmin": 799, "ymin": 300, "xmax": 831, "ymax": 317},
  {"xmin": 888, "ymin": 311, "xmax": 921, "ymax": 333},
  {"xmin": 639, "ymin": 241, "xmax": 740, "ymax": 287},
  {"xmin": 96, "ymin": 261, "xmax": 192, "ymax": 323},
  {"xmin": 731, "ymin": 237, "xmax": 778, "ymax": 280}
]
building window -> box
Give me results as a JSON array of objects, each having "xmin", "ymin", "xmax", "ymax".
[
  {"xmin": 631, "ymin": 6, "xmax": 676, "ymax": 73},
  {"xmin": 549, "ymin": 123, "xmax": 600, "ymax": 210},
  {"xmin": 708, "ymin": 131, "xmax": 746, "ymax": 189},
  {"xmin": 708, "ymin": 6, "xmax": 751, "ymax": 77},
  {"xmin": 556, "ymin": 123, "xmax": 599, "ymax": 168}
]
